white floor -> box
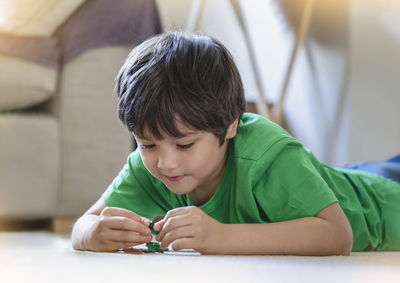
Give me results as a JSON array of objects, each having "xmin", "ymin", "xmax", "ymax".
[{"xmin": 1, "ymin": 231, "xmax": 400, "ymax": 283}]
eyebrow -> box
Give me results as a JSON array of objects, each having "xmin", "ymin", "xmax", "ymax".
[{"xmin": 137, "ymin": 131, "xmax": 199, "ymax": 141}]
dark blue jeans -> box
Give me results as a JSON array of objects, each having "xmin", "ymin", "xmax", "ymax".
[{"xmin": 343, "ymin": 154, "xmax": 400, "ymax": 184}]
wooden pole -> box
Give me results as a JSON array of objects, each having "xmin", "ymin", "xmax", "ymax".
[
  {"xmin": 185, "ymin": 0, "xmax": 207, "ymax": 31},
  {"xmin": 230, "ymin": 0, "xmax": 271, "ymax": 119},
  {"xmin": 274, "ymin": 0, "xmax": 315, "ymax": 125}
]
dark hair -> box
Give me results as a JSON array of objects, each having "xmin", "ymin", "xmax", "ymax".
[{"xmin": 116, "ymin": 31, "xmax": 245, "ymax": 145}]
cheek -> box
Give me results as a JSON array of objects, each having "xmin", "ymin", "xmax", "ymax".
[
  {"xmin": 139, "ymin": 151, "xmax": 157, "ymax": 174},
  {"xmin": 188, "ymin": 146, "xmax": 223, "ymax": 172},
  {"xmin": 187, "ymin": 154, "xmax": 208, "ymax": 170}
]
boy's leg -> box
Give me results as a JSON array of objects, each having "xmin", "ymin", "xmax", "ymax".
[
  {"xmin": 344, "ymin": 154, "xmax": 400, "ymax": 251},
  {"xmin": 378, "ymin": 187, "xmax": 400, "ymax": 251},
  {"xmin": 381, "ymin": 156, "xmax": 400, "ymax": 250},
  {"xmin": 343, "ymin": 154, "xmax": 400, "ymax": 184}
]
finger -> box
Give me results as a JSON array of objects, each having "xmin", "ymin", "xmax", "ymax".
[
  {"xmin": 101, "ymin": 207, "xmax": 148, "ymax": 224},
  {"xmin": 153, "ymin": 218, "xmax": 165, "ymax": 233},
  {"xmin": 142, "ymin": 218, "xmax": 151, "ymax": 227},
  {"xmin": 160, "ymin": 225, "xmax": 195, "ymax": 249},
  {"xmin": 97, "ymin": 241, "xmax": 125, "ymax": 252},
  {"xmin": 120, "ymin": 241, "xmax": 147, "ymax": 250},
  {"xmin": 155, "ymin": 213, "xmax": 193, "ymax": 242},
  {"xmin": 102, "ymin": 240, "xmax": 147, "ymax": 252},
  {"xmin": 114, "ymin": 238, "xmax": 152, "ymax": 251},
  {"xmin": 92, "ymin": 238, "xmax": 138, "ymax": 252},
  {"xmin": 103, "ymin": 216, "xmax": 151, "ymax": 236},
  {"xmin": 169, "ymin": 238, "xmax": 196, "ymax": 252},
  {"xmin": 105, "ymin": 229, "xmax": 152, "ymax": 244},
  {"xmin": 153, "ymin": 215, "xmax": 164, "ymax": 223},
  {"xmin": 154, "ymin": 207, "xmax": 193, "ymax": 231}
]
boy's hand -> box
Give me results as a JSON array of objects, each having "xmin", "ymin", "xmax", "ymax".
[
  {"xmin": 84, "ymin": 207, "xmax": 152, "ymax": 252},
  {"xmin": 154, "ymin": 206, "xmax": 226, "ymax": 254}
]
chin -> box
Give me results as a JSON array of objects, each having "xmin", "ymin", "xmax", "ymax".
[{"xmin": 164, "ymin": 184, "xmax": 193, "ymax": 195}]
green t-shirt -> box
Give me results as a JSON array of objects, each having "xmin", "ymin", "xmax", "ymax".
[{"xmin": 103, "ymin": 113, "xmax": 400, "ymax": 251}]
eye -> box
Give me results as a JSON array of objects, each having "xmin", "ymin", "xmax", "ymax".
[
  {"xmin": 139, "ymin": 144, "xmax": 155, "ymax": 150},
  {"xmin": 177, "ymin": 143, "xmax": 194, "ymax": 149}
]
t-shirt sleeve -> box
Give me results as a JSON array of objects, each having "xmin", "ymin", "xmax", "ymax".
[
  {"xmin": 102, "ymin": 150, "xmax": 169, "ymax": 219},
  {"xmin": 254, "ymin": 143, "xmax": 338, "ymax": 222}
]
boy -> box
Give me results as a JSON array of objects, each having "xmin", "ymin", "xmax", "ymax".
[{"xmin": 71, "ymin": 32, "xmax": 400, "ymax": 255}]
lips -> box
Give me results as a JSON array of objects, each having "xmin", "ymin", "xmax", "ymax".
[{"xmin": 165, "ymin": 175, "xmax": 184, "ymax": 182}]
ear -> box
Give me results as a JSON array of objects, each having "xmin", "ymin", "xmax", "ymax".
[{"xmin": 225, "ymin": 119, "xmax": 239, "ymax": 139}]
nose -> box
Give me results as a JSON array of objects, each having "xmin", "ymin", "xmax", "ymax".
[{"xmin": 157, "ymin": 149, "xmax": 179, "ymax": 170}]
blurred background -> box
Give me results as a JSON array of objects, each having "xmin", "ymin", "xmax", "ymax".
[{"xmin": 0, "ymin": 0, "xmax": 399, "ymax": 231}]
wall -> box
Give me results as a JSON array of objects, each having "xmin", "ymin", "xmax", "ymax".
[
  {"xmin": 240, "ymin": 0, "xmax": 350, "ymax": 166},
  {"xmin": 348, "ymin": 0, "xmax": 400, "ymax": 163},
  {"xmin": 156, "ymin": 0, "xmax": 399, "ymax": 166}
]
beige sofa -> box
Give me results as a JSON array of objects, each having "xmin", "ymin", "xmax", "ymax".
[
  {"xmin": 0, "ymin": 0, "xmax": 161, "ymax": 225},
  {"xmin": 0, "ymin": 47, "xmax": 132, "ymax": 219}
]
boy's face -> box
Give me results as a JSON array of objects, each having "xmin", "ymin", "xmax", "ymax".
[{"xmin": 133, "ymin": 120, "xmax": 237, "ymax": 206}]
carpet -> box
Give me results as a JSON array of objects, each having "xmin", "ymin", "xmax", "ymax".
[{"xmin": 1, "ymin": 231, "xmax": 399, "ymax": 283}]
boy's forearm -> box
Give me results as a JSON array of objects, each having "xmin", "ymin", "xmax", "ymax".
[
  {"xmin": 71, "ymin": 214, "xmax": 98, "ymax": 251},
  {"xmin": 220, "ymin": 217, "xmax": 352, "ymax": 256}
]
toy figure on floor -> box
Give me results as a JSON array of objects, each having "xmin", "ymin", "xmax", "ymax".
[{"xmin": 71, "ymin": 32, "xmax": 400, "ymax": 255}]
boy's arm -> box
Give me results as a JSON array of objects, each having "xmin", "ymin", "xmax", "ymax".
[
  {"xmin": 71, "ymin": 198, "xmax": 152, "ymax": 252},
  {"xmin": 71, "ymin": 197, "xmax": 107, "ymax": 250},
  {"xmin": 154, "ymin": 202, "xmax": 353, "ymax": 255},
  {"xmin": 221, "ymin": 202, "xmax": 353, "ymax": 255},
  {"xmin": 71, "ymin": 214, "xmax": 99, "ymax": 251}
]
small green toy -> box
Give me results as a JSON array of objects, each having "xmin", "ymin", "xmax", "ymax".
[
  {"xmin": 145, "ymin": 218, "xmax": 168, "ymax": 253},
  {"xmin": 149, "ymin": 220, "xmax": 158, "ymax": 235},
  {"xmin": 145, "ymin": 242, "xmax": 169, "ymax": 253}
]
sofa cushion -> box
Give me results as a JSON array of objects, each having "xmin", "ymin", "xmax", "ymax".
[
  {"xmin": 57, "ymin": 47, "xmax": 133, "ymax": 216},
  {"xmin": 0, "ymin": 54, "xmax": 57, "ymax": 111},
  {"xmin": 0, "ymin": 0, "xmax": 86, "ymax": 36},
  {"xmin": 0, "ymin": 114, "xmax": 59, "ymax": 218}
]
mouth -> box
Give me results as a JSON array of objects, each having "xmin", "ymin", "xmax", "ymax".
[{"xmin": 165, "ymin": 175, "xmax": 184, "ymax": 182}]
